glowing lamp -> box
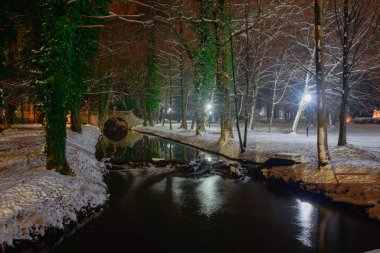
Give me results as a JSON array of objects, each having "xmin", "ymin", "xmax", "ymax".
[{"xmin": 303, "ymin": 93, "xmax": 312, "ymax": 103}]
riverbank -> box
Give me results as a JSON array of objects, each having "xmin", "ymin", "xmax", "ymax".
[
  {"xmin": 0, "ymin": 125, "xmax": 108, "ymax": 248},
  {"xmin": 133, "ymin": 122, "xmax": 380, "ymax": 220}
]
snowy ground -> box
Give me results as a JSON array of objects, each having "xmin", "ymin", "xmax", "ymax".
[
  {"xmin": 134, "ymin": 121, "xmax": 380, "ymax": 220},
  {"xmin": 0, "ymin": 125, "xmax": 107, "ymax": 246}
]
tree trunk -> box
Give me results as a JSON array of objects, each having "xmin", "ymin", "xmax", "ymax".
[
  {"xmin": 20, "ymin": 98, "xmax": 25, "ymax": 124},
  {"xmin": 33, "ymin": 105, "xmax": 37, "ymax": 124},
  {"xmin": 179, "ymin": 18, "xmax": 188, "ymax": 129},
  {"xmin": 338, "ymin": 0, "xmax": 350, "ymax": 146},
  {"xmin": 45, "ymin": 97, "xmax": 73, "ymax": 175},
  {"xmin": 87, "ymin": 98, "xmax": 91, "ymax": 125},
  {"xmin": 214, "ymin": 0, "xmax": 232, "ymax": 145},
  {"xmin": 162, "ymin": 90, "xmax": 168, "ymax": 127},
  {"xmin": 70, "ymin": 107, "xmax": 82, "ymax": 133},
  {"xmin": 268, "ymin": 92, "xmax": 275, "ymax": 133},
  {"xmin": 338, "ymin": 86, "xmax": 349, "ymax": 146},
  {"xmin": 243, "ymin": 2, "xmax": 250, "ymax": 148},
  {"xmin": 148, "ymin": 107, "xmax": 154, "ymax": 127},
  {"xmin": 230, "ymin": 5, "xmax": 244, "ymax": 152},
  {"xmin": 168, "ymin": 57, "xmax": 173, "ymax": 130},
  {"xmin": 195, "ymin": 90, "xmax": 206, "ymax": 135},
  {"xmin": 315, "ymin": 0, "xmax": 330, "ymax": 167}
]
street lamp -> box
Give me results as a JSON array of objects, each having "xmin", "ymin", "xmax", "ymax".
[{"xmin": 303, "ymin": 93, "xmax": 312, "ymax": 103}]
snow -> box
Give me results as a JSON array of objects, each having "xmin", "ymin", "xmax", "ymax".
[
  {"xmin": 134, "ymin": 121, "xmax": 380, "ymax": 220},
  {"xmin": 0, "ymin": 125, "xmax": 107, "ymax": 246}
]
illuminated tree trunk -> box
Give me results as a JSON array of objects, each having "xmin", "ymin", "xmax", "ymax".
[
  {"xmin": 315, "ymin": 0, "xmax": 330, "ymax": 167},
  {"xmin": 291, "ymin": 49, "xmax": 315, "ymax": 133},
  {"xmin": 194, "ymin": 0, "xmax": 212, "ymax": 136},
  {"xmin": 45, "ymin": 86, "xmax": 72, "ymax": 175},
  {"xmin": 214, "ymin": 0, "xmax": 232, "ymax": 145},
  {"xmin": 195, "ymin": 89, "xmax": 206, "ymax": 135}
]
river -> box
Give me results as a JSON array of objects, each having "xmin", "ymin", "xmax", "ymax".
[{"xmin": 51, "ymin": 133, "xmax": 380, "ymax": 253}]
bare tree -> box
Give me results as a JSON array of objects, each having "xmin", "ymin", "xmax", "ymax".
[
  {"xmin": 333, "ymin": 0, "xmax": 380, "ymax": 146},
  {"xmin": 315, "ymin": 0, "xmax": 330, "ymax": 167}
]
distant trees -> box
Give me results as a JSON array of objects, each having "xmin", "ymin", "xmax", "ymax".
[
  {"xmin": 333, "ymin": 0, "xmax": 380, "ymax": 146},
  {"xmin": 1, "ymin": 0, "xmax": 379, "ymax": 168},
  {"xmin": 0, "ymin": 0, "xmax": 16, "ymax": 129}
]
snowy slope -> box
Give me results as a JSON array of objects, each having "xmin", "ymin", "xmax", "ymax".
[{"xmin": 0, "ymin": 125, "xmax": 107, "ymax": 246}]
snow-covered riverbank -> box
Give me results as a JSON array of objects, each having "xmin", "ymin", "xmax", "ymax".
[
  {"xmin": 134, "ymin": 122, "xmax": 380, "ymax": 220},
  {"xmin": 0, "ymin": 125, "xmax": 108, "ymax": 247}
]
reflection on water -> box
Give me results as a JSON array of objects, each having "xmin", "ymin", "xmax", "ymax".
[
  {"xmin": 172, "ymin": 177, "xmax": 186, "ymax": 207},
  {"xmin": 96, "ymin": 131, "xmax": 216, "ymax": 164},
  {"xmin": 52, "ymin": 169, "xmax": 380, "ymax": 253},
  {"xmin": 147, "ymin": 176, "xmax": 224, "ymax": 217},
  {"xmin": 196, "ymin": 175, "xmax": 224, "ymax": 217},
  {"xmin": 295, "ymin": 199, "xmax": 316, "ymax": 247}
]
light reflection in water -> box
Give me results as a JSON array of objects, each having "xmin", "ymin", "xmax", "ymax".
[
  {"xmin": 295, "ymin": 199, "xmax": 316, "ymax": 247},
  {"xmin": 196, "ymin": 175, "xmax": 224, "ymax": 217},
  {"xmin": 205, "ymin": 155, "xmax": 213, "ymax": 162},
  {"xmin": 171, "ymin": 177, "xmax": 186, "ymax": 206}
]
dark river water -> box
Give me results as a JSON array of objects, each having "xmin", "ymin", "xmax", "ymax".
[{"xmin": 51, "ymin": 133, "xmax": 380, "ymax": 253}]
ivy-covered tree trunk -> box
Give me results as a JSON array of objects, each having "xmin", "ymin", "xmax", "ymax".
[
  {"xmin": 70, "ymin": 107, "xmax": 82, "ymax": 133},
  {"xmin": 40, "ymin": 2, "xmax": 74, "ymax": 174},
  {"xmin": 143, "ymin": 34, "xmax": 159, "ymax": 127},
  {"xmin": 45, "ymin": 90, "xmax": 72, "ymax": 175},
  {"xmin": 39, "ymin": 0, "xmax": 109, "ymax": 174},
  {"xmin": 195, "ymin": 89, "xmax": 206, "ymax": 135},
  {"xmin": 191, "ymin": 0, "xmax": 215, "ymax": 136}
]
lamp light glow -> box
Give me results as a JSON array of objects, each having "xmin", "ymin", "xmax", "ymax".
[{"xmin": 303, "ymin": 94, "xmax": 312, "ymax": 103}]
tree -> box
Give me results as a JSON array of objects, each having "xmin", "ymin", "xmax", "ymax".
[
  {"xmin": 187, "ymin": 0, "xmax": 216, "ymax": 136},
  {"xmin": 142, "ymin": 36, "xmax": 160, "ymax": 127},
  {"xmin": 0, "ymin": 0, "xmax": 18, "ymax": 129},
  {"xmin": 179, "ymin": 8, "xmax": 188, "ymax": 129},
  {"xmin": 268, "ymin": 51, "xmax": 294, "ymax": 132},
  {"xmin": 38, "ymin": 0, "xmax": 109, "ymax": 174},
  {"xmin": 333, "ymin": 0, "xmax": 380, "ymax": 146},
  {"xmin": 213, "ymin": 0, "xmax": 233, "ymax": 145},
  {"xmin": 314, "ymin": 0, "xmax": 330, "ymax": 167}
]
